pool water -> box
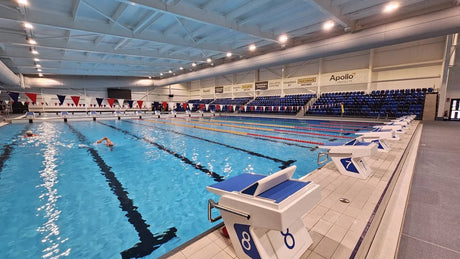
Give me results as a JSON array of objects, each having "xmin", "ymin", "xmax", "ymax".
[{"xmin": 0, "ymin": 116, "xmax": 377, "ymax": 258}]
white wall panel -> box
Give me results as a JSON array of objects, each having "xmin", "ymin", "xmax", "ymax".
[{"xmin": 374, "ymin": 37, "xmax": 445, "ymax": 67}]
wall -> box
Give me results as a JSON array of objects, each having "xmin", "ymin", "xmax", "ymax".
[{"xmin": 187, "ymin": 36, "xmax": 446, "ymax": 99}]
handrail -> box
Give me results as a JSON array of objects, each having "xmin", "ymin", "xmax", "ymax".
[
  {"xmin": 317, "ymin": 152, "xmax": 329, "ymax": 166},
  {"xmin": 207, "ymin": 199, "xmax": 250, "ymax": 222}
]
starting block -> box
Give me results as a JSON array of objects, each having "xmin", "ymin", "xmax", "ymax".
[
  {"xmin": 26, "ymin": 111, "xmax": 35, "ymax": 123},
  {"xmin": 61, "ymin": 111, "xmax": 69, "ymax": 122},
  {"xmin": 170, "ymin": 110, "xmax": 177, "ymax": 118},
  {"xmin": 154, "ymin": 110, "xmax": 161, "ymax": 118},
  {"xmin": 90, "ymin": 111, "xmax": 97, "ymax": 121},
  {"xmin": 186, "ymin": 110, "xmax": 192, "ymax": 117},
  {"xmin": 373, "ymin": 123, "xmax": 405, "ymax": 133},
  {"xmin": 207, "ymin": 166, "xmax": 320, "ymax": 259},
  {"xmin": 114, "ymin": 110, "xmax": 122, "ymax": 120},
  {"xmin": 319, "ymin": 138, "xmax": 377, "ymax": 179},
  {"xmin": 136, "ymin": 110, "xmax": 142, "ymax": 119},
  {"xmin": 356, "ymin": 128, "xmax": 400, "ymax": 141}
]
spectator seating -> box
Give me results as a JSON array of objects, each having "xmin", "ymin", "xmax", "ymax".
[{"xmin": 306, "ymin": 88, "xmax": 431, "ymax": 119}]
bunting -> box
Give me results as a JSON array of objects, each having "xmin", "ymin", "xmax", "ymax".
[
  {"xmin": 57, "ymin": 94, "xmax": 66, "ymax": 105},
  {"xmin": 96, "ymin": 98, "xmax": 104, "ymax": 107},
  {"xmin": 137, "ymin": 100, "xmax": 143, "ymax": 109},
  {"xmin": 25, "ymin": 92, "xmax": 37, "ymax": 104},
  {"xmin": 107, "ymin": 98, "xmax": 115, "ymax": 108},
  {"xmin": 8, "ymin": 92, "xmax": 19, "ymax": 102},
  {"xmin": 71, "ymin": 96, "xmax": 80, "ymax": 106},
  {"xmin": 127, "ymin": 100, "xmax": 133, "ymax": 108},
  {"xmin": 182, "ymin": 102, "xmax": 187, "ymax": 110},
  {"xmin": 118, "ymin": 99, "xmax": 124, "ymax": 108}
]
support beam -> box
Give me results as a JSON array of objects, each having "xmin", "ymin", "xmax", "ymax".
[
  {"xmin": 305, "ymin": 0, "xmax": 354, "ymax": 30},
  {"xmin": 0, "ymin": 8, "xmax": 232, "ymax": 54},
  {"xmin": 0, "ymin": 33, "xmax": 200, "ymax": 62},
  {"xmin": 71, "ymin": 0, "xmax": 81, "ymax": 22},
  {"xmin": 117, "ymin": 0, "xmax": 278, "ymax": 42},
  {"xmin": 133, "ymin": 12, "xmax": 163, "ymax": 34}
]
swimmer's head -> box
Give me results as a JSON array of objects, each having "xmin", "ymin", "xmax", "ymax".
[{"xmin": 26, "ymin": 130, "xmax": 33, "ymax": 136}]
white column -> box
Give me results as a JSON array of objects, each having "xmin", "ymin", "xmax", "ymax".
[
  {"xmin": 437, "ymin": 34, "xmax": 455, "ymax": 119},
  {"xmin": 367, "ymin": 49, "xmax": 374, "ymax": 94}
]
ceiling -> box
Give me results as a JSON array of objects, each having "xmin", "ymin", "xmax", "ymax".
[{"xmin": 0, "ymin": 0, "xmax": 458, "ymax": 83}]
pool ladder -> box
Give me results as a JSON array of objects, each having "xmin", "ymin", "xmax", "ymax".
[
  {"xmin": 317, "ymin": 152, "xmax": 330, "ymax": 167},
  {"xmin": 207, "ymin": 199, "xmax": 250, "ymax": 223}
]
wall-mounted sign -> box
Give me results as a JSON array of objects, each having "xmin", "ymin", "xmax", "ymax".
[
  {"xmin": 255, "ymin": 81, "xmax": 269, "ymax": 90},
  {"xmin": 215, "ymin": 86, "xmax": 224, "ymax": 93},
  {"xmin": 321, "ymin": 69, "xmax": 368, "ymax": 85}
]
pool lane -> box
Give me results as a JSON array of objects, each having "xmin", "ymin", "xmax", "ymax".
[
  {"xmin": 97, "ymin": 121, "xmax": 225, "ymax": 182},
  {"xmin": 140, "ymin": 118, "xmax": 326, "ymax": 145},
  {"xmin": 66, "ymin": 123, "xmax": 177, "ymax": 258},
  {"xmin": 124, "ymin": 120, "xmax": 296, "ymax": 169}
]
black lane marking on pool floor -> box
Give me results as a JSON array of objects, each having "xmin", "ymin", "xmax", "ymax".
[
  {"xmin": 0, "ymin": 128, "xmax": 30, "ymax": 177},
  {"xmin": 65, "ymin": 123, "xmax": 177, "ymax": 258},
  {"xmin": 97, "ymin": 121, "xmax": 224, "ymax": 182},
  {"xmin": 124, "ymin": 120, "xmax": 296, "ymax": 169}
]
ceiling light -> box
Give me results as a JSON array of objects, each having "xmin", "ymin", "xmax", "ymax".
[
  {"xmin": 33, "ymin": 58, "xmax": 40, "ymax": 62},
  {"xmin": 180, "ymin": 67, "xmax": 184, "ymax": 70},
  {"xmin": 17, "ymin": 0, "xmax": 28, "ymax": 6},
  {"xmin": 383, "ymin": 2, "xmax": 400, "ymax": 13},
  {"xmin": 192, "ymin": 62, "xmax": 197, "ymax": 67},
  {"xmin": 36, "ymin": 64, "xmax": 41, "ymax": 68},
  {"xmin": 278, "ymin": 34, "xmax": 288, "ymax": 43},
  {"xmin": 38, "ymin": 73, "xmax": 43, "ymax": 77},
  {"xmin": 160, "ymin": 73, "xmax": 163, "ymax": 76},
  {"xmin": 37, "ymin": 68, "xmax": 42, "ymax": 72},
  {"xmin": 206, "ymin": 58, "xmax": 212, "ymax": 63},
  {"xmin": 148, "ymin": 76, "xmax": 152, "ymax": 79},
  {"xmin": 249, "ymin": 44, "xmax": 256, "ymax": 51},
  {"xmin": 168, "ymin": 70, "xmax": 172, "ymax": 73},
  {"xmin": 322, "ymin": 20, "xmax": 335, "ymax": 31},
  {"xmin": 226, "ymin": 52, "xmax": 232, "ymax": 58},
  {"xmin": 31, "ymin": 49, "xmax": 39, "ymax": 55},
  {"xmin": 23, "ymin": 22, "xmax": 33, "ymax": 29},
  {"xmin": 28, "ymin": 39, "xmax": 37, "ymax": 45}
]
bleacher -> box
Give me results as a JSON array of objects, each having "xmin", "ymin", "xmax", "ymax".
[
  {"xmin": 306, "ymin": 88, "xmax": 431, "ymax": 119},
  {"xmin": 209, "ymin": 97, "xmax": 253, "ymax": 112},
  {"xmin": 241, "ymin": 94, "xmax": 315, "ymax": 114}
]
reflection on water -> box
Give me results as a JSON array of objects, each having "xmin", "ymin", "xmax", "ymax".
[{"xmin": 35, "ymin": 123, "xmax": 70, "ymax": 258}]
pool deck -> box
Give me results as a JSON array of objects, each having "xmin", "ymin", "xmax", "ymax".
[{"xmin": 162, "ymin": 120, "xmax": 422, "ymax": 259}]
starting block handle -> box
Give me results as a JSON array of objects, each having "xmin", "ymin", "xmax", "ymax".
[{"xmin": 208, "ymin": 199, "xmax": 250, "ymax": 223}]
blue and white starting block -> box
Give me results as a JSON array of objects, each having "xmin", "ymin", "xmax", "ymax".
[
  {"xmin": 185, "ymin": 110, "xmax": 192, "ymax": 117},
  {"xmin": 356, "ymin": 128, "xmax": 400, "ymax": 141},
  {"xmin": 355, "ymin": 128, "xmax": 399, "ymax": 152},
  {"xmin": 26, "ymin": 111, "xmax": 35, "ymax": 119},
  {"xmin": 207, "ymin": 166, "xmax": 320, "ymax": 259},
  {"xmin": 154, "ymin": 110, "xmax": 161, "ymax": 118},
  {"xmin": 373, "ymin": 123, "xmax": 405, "ymax": 133},
  {"xmin": 319, "ymin": 138, "xmax": 377, "ymax": 179},
  {"xmin": 170, "ymin": 110, "xmax": 177, "ymax": 117}
]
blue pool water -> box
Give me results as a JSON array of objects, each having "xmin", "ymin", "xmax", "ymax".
[{"xmin": 0, "ymin": 116, "xmax": 377, "ymax": 258}]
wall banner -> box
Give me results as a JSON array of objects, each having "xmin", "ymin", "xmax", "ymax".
[
  {"xmin": 255, "ymin": 81, "xmax": 268, "ymax": 90},
  {"xmin": 321, "ymin": 69, "xmax": 368, "ymax": 85},
  {"xmin": 233, "ymin": 83, "xmax": 254, "ymax": 92},
  {"xmin": 201, "ymin": 87, "xmax": 213, "ymax": 95},
  {"xmin": 215, "ymin": 86, "xmax": 224, "ymax": 93}
]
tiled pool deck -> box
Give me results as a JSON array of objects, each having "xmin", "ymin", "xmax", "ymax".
[{"xmin": 163, "ymin": 120, "xmax": 421, "ymax": 259}]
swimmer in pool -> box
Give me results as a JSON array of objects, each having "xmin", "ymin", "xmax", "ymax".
[
  {"xmin": 96, "ymin": 137, "xmax": 114, "ymax": 147},
  {"xmin": 24, "ymin": 130, "xmax": 37, "ymax": 137}
]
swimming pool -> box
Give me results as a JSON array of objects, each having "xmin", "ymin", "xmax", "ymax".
[{"xmin": 0, "ymin": 116, "xmax": 377, "ymax": 258}]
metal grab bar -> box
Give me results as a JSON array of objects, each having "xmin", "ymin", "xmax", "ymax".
[
  {"xmin": 317, "ymin": 152, "xmax": 330, "ymax": 166},
  {"xmin": 208, "ymin": 199, "xmax": 250, "ymax": 222}
]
